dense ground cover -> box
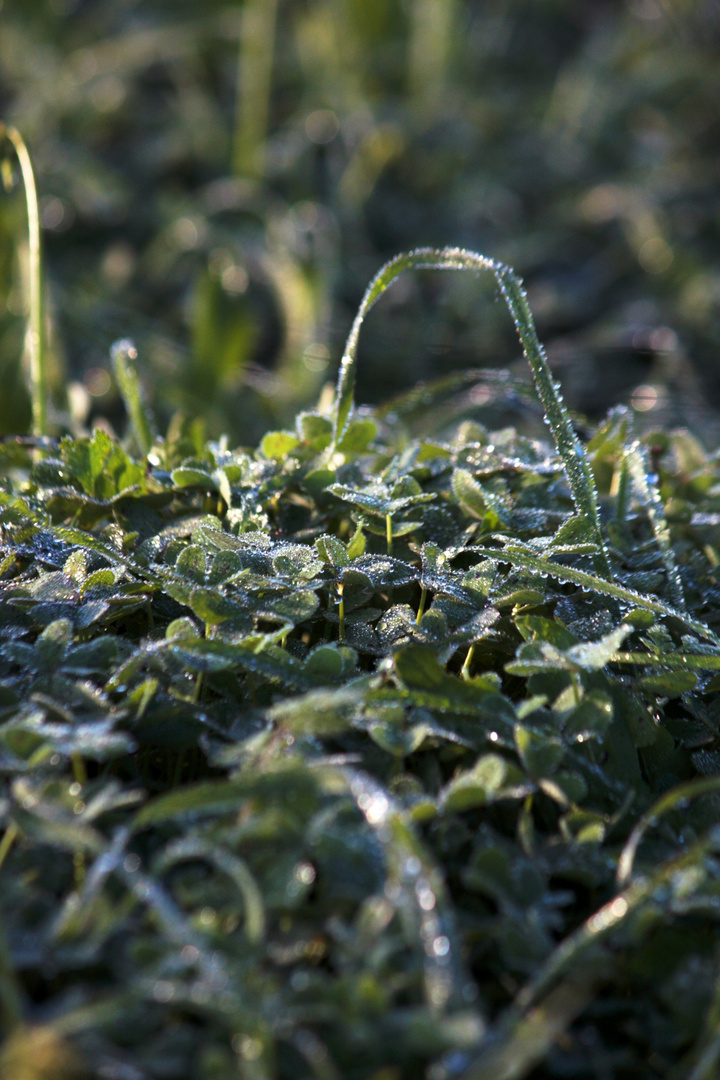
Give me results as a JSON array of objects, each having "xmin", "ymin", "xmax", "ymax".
[
  {"xmin": 4, "ymin": 3, "xmax": 720, "ymax": 1076},
  {"xmin": 3, "ymin": 248, "xmax": 720, "ymax": 1078}
]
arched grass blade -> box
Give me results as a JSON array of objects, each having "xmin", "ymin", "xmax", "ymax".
[
  {"xmin": 474, "ymin": 543, "xmax": 720, "ymax": 646},
  {"xmin": 333, "ymin": 248, "xmax": 611, "ymax": 578},
  {"xmin": 616, "ymin": 775, "xmax": 720, "ymax": 889}
]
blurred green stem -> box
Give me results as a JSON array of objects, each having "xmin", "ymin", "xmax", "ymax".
[
  {"xmin": 234, "ymin": 0, "xmax": 279, "ymax": 179},
  {"xmin": 0, "ymin": 124, "xmax": 45, "ymax": 436},
  {"xmin": 408, "ymin": 0, "xmax": 457, "ymax": 117}
]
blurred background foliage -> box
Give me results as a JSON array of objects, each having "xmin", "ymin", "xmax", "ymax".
[{"xmin": 2, "ymin": 0, "xmax": 720, "ymax": 444}]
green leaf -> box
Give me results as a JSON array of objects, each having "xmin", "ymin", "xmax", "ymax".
[
  {"xmin": 315, "ymin": 534, "xmax": 350, "ymax": 568},
  {"xmin": 304, "ymin": 643, "xmax": 357, "ymax": 685},
  {"xmin": 297, "ymin": 412, "xmax": 333, "ymax": 451},
  {"xmin": 637, "ymin": 670, "xmax": 698, "ymax": 697},
  {"xmin": 514, "ymin": 725, "xmax": 564, "ymax": 779},
  {"xmin": 171, "ymin": 466, "xmax": 217, "ymax": 490},
  {"xmin": 453, "ymin": 468, "xmax": 507, "ymax": 525},
  {"xmin": 336, "ymin": 418, "xmax": 377, "ymax": 454},
  {"xmin": 260, "ymin": 430, "xmax": 300, "ymax": 459},
  {"xmin": 476, "ymin": 545, "xmax": 720, "ymax": 647},
  {"xmin": 175, "ymin": 544, "xmax": 207, "ymax": 584},
  {"xmin": 441, "ymin": 755, "xmax": 529, "ymax": 812},
  {"xmin": 59, "ymin": 429, "xmax": 146, "ymax": 500},
  {"xmin": 564, "ymin": 624, "xmax": 633, "ymax": 671},
  {"xmin": 562, "ymin": 690, "xmax": 614, "ymax": 740}
]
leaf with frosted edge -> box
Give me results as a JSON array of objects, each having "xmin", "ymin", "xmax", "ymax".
[
  {"xmin": 564, "ymin": 624, "xmax": 633, "ymax": 672},
  {"xmin": 332, "ymin": 247, "xmax": 611, "ymax": 579},
  {"xmin": 315, "ymin": 533, "xmax": 350, "ymax": 568}
]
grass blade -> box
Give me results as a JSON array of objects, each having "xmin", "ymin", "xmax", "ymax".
[
  {"xmin": 233, "ymin": 0, "xmax": 279, "ymax": 179},
  {"xmin": 0, "ymin": 124, "xmax": 45, "ymax": 436},
  {"xmin": 333, "ymin": 248, "xmax": 612, "ymax": 578},
  {"xmin": 473, "ymin": 543, "xmax": 720, "ymax": 645}
]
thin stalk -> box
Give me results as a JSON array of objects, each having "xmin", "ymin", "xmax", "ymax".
[
  {"xmin": 337, "ymin": 583, "xmax": 345, "ymax": 644},
  {"xmin": 385, "ymin": 513, "xmax": 393, "ymax": 557},
  {"xmin": 460, "ymin": 643, "xmax": 475, "ymax": 681},
  {"xmin": 416, "ymin": 585, "xmax": 427, "ymax": 625},
  {"xmin": 71, "ymin": 751, "xmax": 87, "ymax": 788},
  {"xmin": 0, "ymin": 124, "xmax": 45, "ymax": 435},
  {"xmin": 233, "ymin": 0, "xmax": 279, "ymax": 179}
]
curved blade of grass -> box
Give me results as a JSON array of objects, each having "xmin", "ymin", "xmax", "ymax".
[
  {"xmin": 154, "ymin": 837, "xmax": 265, "ymax": 944},
  {"xmin": 341, "ymin": 767, "xmax": 481, "ymax": 1016},
  {"xmin": 616, "ymin": 775, "xmax": 720, "ymax": 889},
  {"xmin": 333, "ymin": 248, "xmax": 611, "ymax": 578},
  {"xmin": 462, "ymin": 827, "xmax": 720, "ymax": 1080},
  {"xmin": 0, "ymin": 124, "xmax": 45, "ymax": 436},
  {"xmin": 474, "ymin": 544, "xmax": 720, "ymax": 646}
]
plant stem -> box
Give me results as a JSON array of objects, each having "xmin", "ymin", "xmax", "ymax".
[
  {"xmin": 337, "ymin": 583, "xmax": 345, "ymax": 643},
  {"xmin": 71, "ymin": 752, "xmax": 87, "ymax": 788},
  {"xmin": 416, "ymin": 585, "xmax": 427, "ymax": 625},
  {"xmin": 386, "ymin": 513, "xmax": 393, "ymax": 556},
  {"xmin": 0, "ymin": 124, "xmax": 45, "ymax": 435},
  {"xmin": 407, "ymin": 0, "xmax": 457, "ymax": 118},
  {"xmin": 233, "ymin": 0, "xmax": 279, "ymax": 179}
]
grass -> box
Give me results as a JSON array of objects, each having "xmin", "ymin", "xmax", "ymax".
[
  {"xmin": 0, "ymin": 125, "xmax": 45, "ymax": 437},
  {"xmin": 3, "ymin": 217, "xmax": 720, "ymax": 1077},
  {"xmin": 3, "ymin": 2, "xmax": 720, "ymax": 444}
]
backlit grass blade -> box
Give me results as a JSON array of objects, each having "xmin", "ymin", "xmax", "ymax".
[
  {"xmin": 473, "ymin": 543, "xmax": 720, "ymax": 646},
  {"xmin": 333, "ymin": 248, "xmax": 612, "ymax": 578},
  {"xmin": 0, "ymin": 124, "xmax": 45, "ymax": 436}
]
